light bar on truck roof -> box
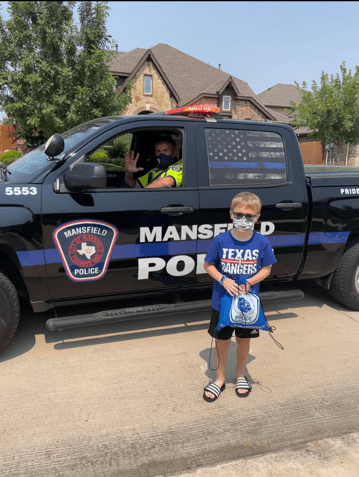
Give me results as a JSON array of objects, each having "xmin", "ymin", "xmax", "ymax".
[{"xmin": 167, "ymin": 105, "xmax": 221, "ymax": 116}]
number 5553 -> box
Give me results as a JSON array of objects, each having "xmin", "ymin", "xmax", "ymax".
[{"xmin": 5, "ymin": 187, "xmax": 37, "ymax": 195}]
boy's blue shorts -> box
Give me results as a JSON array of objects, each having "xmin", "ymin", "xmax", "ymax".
[{"xmin": 208, "ymin": 308, "xmax": 260, "ymax": 340}]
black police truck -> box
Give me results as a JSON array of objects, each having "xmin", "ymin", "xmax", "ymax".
[{"xmin": 1, "ymin": 106, "xmax": 359, "ymax": 352}]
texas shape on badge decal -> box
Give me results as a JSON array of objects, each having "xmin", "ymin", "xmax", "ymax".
[{"xmin": 53, "ymin": 220, "xmax": 118, "ymax": 282}]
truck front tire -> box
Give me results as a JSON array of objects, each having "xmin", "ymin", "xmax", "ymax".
[
  {"xmin": 0, "ymin": 272, "xmax": 20, "ymax": 353},
  {"xmin": 330, "ymin": 242, "xmax": 359, "ymax": 310}
]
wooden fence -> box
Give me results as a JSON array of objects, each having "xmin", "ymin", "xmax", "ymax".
[
  {"xmin": 299, "ymin": 140, "xmax": 323, "ymax": 164},
  {"xmin": 0, "ymin": 125, "xmax": 16, "ymax": 155}
]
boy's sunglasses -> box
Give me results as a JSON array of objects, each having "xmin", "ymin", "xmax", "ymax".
[{"xmin": 231, "ymin": 211, "xmax": 258, "ymax": 220}]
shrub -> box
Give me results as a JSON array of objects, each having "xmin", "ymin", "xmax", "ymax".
[
  {"xmin": 89, "ymin": 151, "xmax": 109, "ymax": 163},
  {"xmin": 0, "ymin": 150, "xmax": 22, "ymax": 164},
  {"xmin": 107, "ymin": 140, "xmax": 127, "ymax": 159},
  {"xmin": 2, "ymin": 117, "xmax": 14, "ymax": 126}
]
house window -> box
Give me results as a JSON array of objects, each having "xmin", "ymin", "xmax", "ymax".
[
  {"xmin": 222, "ymin": 95, "xmax": 231, "ymax": 111},
  {"xmin": 144, "ymin": 75, "xmax": 152, "ymax": 95}
]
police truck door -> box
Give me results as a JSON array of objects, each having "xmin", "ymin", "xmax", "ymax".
[
  {"xmin": 41, "ymin": 121, "xmax": 199, "ymax": 302},
  {"xmin": 194, "ymin": 121, "xmax": 308, "ymax": 287}
]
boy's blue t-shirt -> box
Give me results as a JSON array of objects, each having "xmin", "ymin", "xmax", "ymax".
[{"xmin": 205, "ymin": 230, "xmax": 276, "ymax": 311}]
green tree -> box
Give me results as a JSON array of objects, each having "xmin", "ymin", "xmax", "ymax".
[
  {"xmin": 0, "ymin": 1, "xmax": 131, "ymax": 148},
  {"xmin": 288, "ymin": 62, "xmax": 359, "ymax": 164}
]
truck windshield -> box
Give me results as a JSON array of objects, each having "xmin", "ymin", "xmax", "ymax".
[{"xmin": 6, "ymin": 118, "xmax": 118, "ymax": 183}]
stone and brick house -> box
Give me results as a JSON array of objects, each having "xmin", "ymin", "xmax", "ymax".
[
  {"xmin": 257, "ymin": 83, "xmax": 359, "ymax": 166},
  {"xmin": 108, "ymin": 43, "xmax": 277, "ymax": 122},
  {"xmin": 257, "ymin": 83, "xmax": 321, "ymax": 164},
  {"xmin": 257, "ymin": 83, "xmax": 303, "ymax": 118},
  {"xmin": 109, "ymin": 45, "xmax": 359, "ymax": 165}
]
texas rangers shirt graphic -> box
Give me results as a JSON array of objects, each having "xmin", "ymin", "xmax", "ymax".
[
  {"xmin": 53, "ymin": 220, "xmax": 118, "ymax": 282},
  {"xmin": 220, "ymin": 248, "xmax": 259, "ymax": 275}
]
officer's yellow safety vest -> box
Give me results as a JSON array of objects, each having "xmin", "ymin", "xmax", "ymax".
[{"xmin": 137, "ymin": 160, "xmax": 183, "ymax": 188}]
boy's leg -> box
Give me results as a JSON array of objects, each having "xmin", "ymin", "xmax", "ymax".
[
  {"xmin": 204, "ymin": 338, "xmax": 231, "ymax": 400},
  {"xmin": 235, "ymin": 337, "xmax": 250, "ymax": 395}
]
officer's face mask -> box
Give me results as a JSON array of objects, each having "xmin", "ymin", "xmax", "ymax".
[
  {"xmin": 156, "ymin": 153, "xmax": 173, "ymax": 170},
  {"xmin": 231, "ymin": 212, "xmax": 257, "ymax": 231}
]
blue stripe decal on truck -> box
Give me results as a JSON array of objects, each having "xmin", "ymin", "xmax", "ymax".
[
  {"xmin": 16, "ymin": 232, "xmax": 350, "ymax": 267},
  {"xmin": 308, "ymin": 232, "xmax": 350, "ymax": 244},
  {"xmin": 110, "ymin": 241, "xmax": 197, "ymax": 259},
  {"xmin": 209, "ymin": 162, "xmax": 286, "ymax": 169},
  {"xmin": 16, "ymin": 250, "xmax": 47, "ymax": 267},
  {"xmin": 196, "ymin": 235, "xmax": 306, "ymax": 253}
]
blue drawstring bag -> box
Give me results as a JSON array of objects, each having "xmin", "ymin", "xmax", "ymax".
[{"xmin": 218, "ymin": 277, "xmax": 269, "ymax": 331}]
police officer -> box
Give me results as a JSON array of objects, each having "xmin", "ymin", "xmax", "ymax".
[{"xmin": 124, "ymin": 137, "xmax": 182, "ymax": 188}]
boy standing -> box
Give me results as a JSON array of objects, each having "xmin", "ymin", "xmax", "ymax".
[{"xmin": 203, "ymin": 192, "xmax": 276, "ymax": 402}]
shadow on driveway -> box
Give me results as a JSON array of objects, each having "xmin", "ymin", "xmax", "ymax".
[{"xmin": 1, "ymin": 279, "xmax": 353, "ymax": 362}]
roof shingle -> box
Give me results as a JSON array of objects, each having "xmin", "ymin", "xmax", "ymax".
[
  {"xmin": 257, "ymin": 83, "xmax": 303, "ymax": 108},
  {"xmin": 108, "ymin": 43, "xmax": 268, "ymax": 110},
  {"xmin": 109, "ymin": 48, "xmax": 146, "ymax": 75}
]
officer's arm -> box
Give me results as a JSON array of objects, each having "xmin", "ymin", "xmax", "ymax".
[{"xmin": 146, "ymin": 176, "xmax": 175, "ymax": 188}]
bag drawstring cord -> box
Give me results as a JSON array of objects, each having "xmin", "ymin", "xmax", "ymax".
[
  {"xmin": 208, "ymin": 336, "xmax": 220, "ymax": 371},
  {"xmin": 268, "ymin": 326, "xmax": 284, "ymax": 350}
]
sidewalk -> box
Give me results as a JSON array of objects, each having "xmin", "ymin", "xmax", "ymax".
[
  {"xmin": 1, "ymin": 282, "xmax": 359, "ymax": 476},
  {"xmin": 174, "ymin": 432, "xmax": 359, "ymax": 477}
]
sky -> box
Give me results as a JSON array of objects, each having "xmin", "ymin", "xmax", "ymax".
[{"xmin": 1, "ymin": 1, "xmax": 359, "ymax": 117}]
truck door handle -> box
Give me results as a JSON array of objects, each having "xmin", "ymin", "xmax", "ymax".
[
  {"xmin": 275, "ymin": 202, "xmax": 303, "ymax": 209},
  {"xmin": 160, "ymin": 206, "xmax": 194, "ymax": 216}
]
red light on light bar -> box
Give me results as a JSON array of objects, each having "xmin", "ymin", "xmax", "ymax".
[{"xmin": 167, "ymin": 105, "xmax": 221, "ymax": 115}]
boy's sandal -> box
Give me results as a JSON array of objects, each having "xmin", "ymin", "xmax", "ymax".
[
  {"xmin": 203, "ymin": 383, "xmax": 226, "ymax": 402},
  {"xmin": 235, "ymin": 377, "xmax": 252, "ymax": 398}
]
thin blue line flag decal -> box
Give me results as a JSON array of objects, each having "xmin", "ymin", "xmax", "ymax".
[{"xmin": 53, "ymin": 220, "xmax": 118, "ymax": 282}]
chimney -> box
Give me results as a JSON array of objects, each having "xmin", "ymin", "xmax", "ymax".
[
  {"xmin": 219, "ymin": 64, "xmax": 221, "ymax": 70},
  {"xmin": 115, "ymin": 44, "xmax": 118, "ymax": 58}
]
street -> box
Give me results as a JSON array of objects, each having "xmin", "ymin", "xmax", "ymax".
[{"xmin": 1, "ymin": 282, "xmax": 359, "ymax": 477}]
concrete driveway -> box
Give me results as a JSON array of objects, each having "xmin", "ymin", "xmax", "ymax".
[{"xmin": 1, "ymin": 281, "xmax": 359, "ymax": 477}]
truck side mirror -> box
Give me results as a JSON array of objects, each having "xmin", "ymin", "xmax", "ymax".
[
  {"xmin": 64, "ymin": 163, "xmax": 107, "ymax": 192},
  {"xmin": 45, "ymin": 133, "xmax": 65, "ymax": 160}
]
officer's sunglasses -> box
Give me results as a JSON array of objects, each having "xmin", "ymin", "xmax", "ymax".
[{"xmin": 231, "ymin": 211, "xmax": 258, "ymax": 220}]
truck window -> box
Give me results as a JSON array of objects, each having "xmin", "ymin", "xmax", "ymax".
[
  {"xmin": 205, "ymin": 129, "xmax": 287, "ymax": 186},
  {"xmin": 87, "ymin": 128, "xmax": 183, "ymax": 189},
  {"xmin": 88, "ymin": 133, "xmax": 132, "ymax": 173}
]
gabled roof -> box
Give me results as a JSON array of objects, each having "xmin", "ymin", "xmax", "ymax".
[
  {"xmin": 217, "ymin": 76, "xmax": 241, "ymax": 96},
  {"xmin": 108, "ymin": 43, "xmax": 276, "ymax": 119},
  {"xmin": 265, "ymin": 108, "xmax": 291, "ymax": 124},
  {"xmin": 259, "ymin": 87, "xmax": 313, "ymax": 134},
  {"xmin": 109, "ymin": 48, "xmax": 146, "ymax": 76},
  {"xmin": 257, "ymin": 83, "xmax": 303, "ymax": 108},
  {"xmin": 294, "ymin": 126, "xmax": 312, "ymax": 136},
  {"xmin": 117, "ymin": 48, "xmax": 181, "ymax": 103}
]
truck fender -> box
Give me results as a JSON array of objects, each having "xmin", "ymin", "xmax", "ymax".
[
  {"xmin": 0, "ymin": 205, "xmax": 35, "ymax": 277},
  {"xmin": 316, "ymin": 230, "xmax": 359, "ymax": 290},
  {"xmin": 0, "ymin": 206, "xmax": 37, "ymax": 298},
  {"xmin": 0, "ymin": 205, "xmax": 50, "ymax": 307},
  {"xmin": 344, "ymin": 228, "xmax": 359, "ymax": 252},
  {"xmin": 329, "ymin": 235, "xmax": 359, "ymax": 310},
  {"xmin": 0, "ymin": 206, "xmax": 33, "ymax": 231}
]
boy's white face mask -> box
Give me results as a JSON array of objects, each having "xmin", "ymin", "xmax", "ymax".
[{"xmin": 232, "ymin": 216, "xmax": 255, "ymax": 231}]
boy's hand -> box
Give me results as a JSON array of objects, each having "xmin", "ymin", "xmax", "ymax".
[
  {"xmin": 223, "ymin": 278, "xmax": 240, "ymax": 296},
  {"xmin": 224, "ymin": 279, "xmax": 251, "ymax": 295},
  {"xmin": 238, "ymin": 284, "xmax": 247, "ymax": 294},
  {"xmin": 238, "ymin": 281, "xmax": 251, "ymax": 294}
]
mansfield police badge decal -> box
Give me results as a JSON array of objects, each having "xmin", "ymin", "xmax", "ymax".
[{"xmin": 53, "ymin": 220, "xmax": 118, "ymax": 282}]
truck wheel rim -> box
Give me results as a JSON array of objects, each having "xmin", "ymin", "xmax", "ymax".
[{"xmin": 355, "ymin": 267, "xmax": 359, "ymax": 294}]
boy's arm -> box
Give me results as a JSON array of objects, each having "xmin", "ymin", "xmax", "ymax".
[
  {"xmin": 240, "ymin": 265, "xmax": 272, "ymax": 293},
  {"xmin": 203, "ymin": 261, "xmax": 240, "ymax": 297}
]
